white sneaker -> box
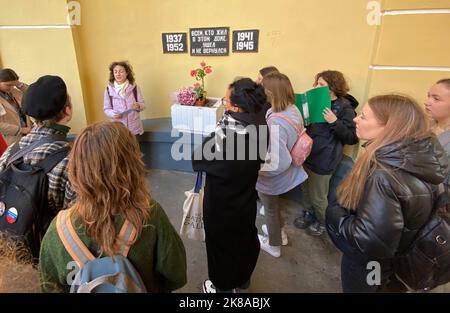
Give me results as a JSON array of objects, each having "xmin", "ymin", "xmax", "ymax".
[
  {"xmin": 258, "ymin": 234, "xmax": 281, "ymax": 258},
  {"xmin": 259, "ymin": 205, "xmax": 265, "ymax": 216},
  {"xmin": 261, "ymin": 224, "xmax": 288, "ymax": 246},
  {"xmin": 203, "ymin": 279, "xmax": 236, "ymax": 293},
  {"xmin": 203, "ymin": 279, "xmax": 216, "ymax": 293}
]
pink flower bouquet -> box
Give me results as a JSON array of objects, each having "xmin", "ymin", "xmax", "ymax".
[{"xmin": 177, "ymin": 87, "xmax": 197, "ymax": 106}]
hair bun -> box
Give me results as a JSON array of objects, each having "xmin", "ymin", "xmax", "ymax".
[
  {"xmin": 229, "ymin": 78, "xmax": 267, "ymax": 113},
  {"xmin": 235, "ymin": 79, "xmax": 256, "ymax": 91},
  {"xmin": 243, "ymin": 86, "xmax": 256, "ymax": 93}
]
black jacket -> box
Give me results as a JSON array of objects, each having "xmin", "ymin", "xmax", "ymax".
[
  {"xmin": 326, "ymin": 136, "xmax": 449, "ymax": 260},
  {"xmin": 192, "ymin": 109, "xmax": 268, "ymax": 290},
  {"xmin": 304, "ymin": 96, "xmax": 359, "ymax": 175}
]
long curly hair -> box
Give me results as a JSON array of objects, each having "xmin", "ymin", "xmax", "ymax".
[
  {"xmin": 68, "ymin": 122, "xmax": 151, "ymax": 256},
  {"xmin": 314, "ymin": 70, "xmax": 350, "ymax": 98},
  {"xmin": 109, "ymin": 61, "xmax": 136, "ymax": 85}
]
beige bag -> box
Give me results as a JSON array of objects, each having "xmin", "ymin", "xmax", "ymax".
[{"xmin": 180, "ymin": 172, "xmax": 205, "ymax": 241}]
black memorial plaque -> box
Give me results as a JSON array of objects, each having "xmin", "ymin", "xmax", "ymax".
[
  {"xmin": 162, "ymin": 32, "xmax": 188, "ymax": 54},
  {"xmin": 232, "ymin": 29, "xmax": 259, "ymax": 53},
  {"xmin": 190, "ymin": 27, "xmax": 229, "ymax": 56}
]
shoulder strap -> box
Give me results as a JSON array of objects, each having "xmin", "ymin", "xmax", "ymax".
[
  {"xmin": 433, "ymin": 184, "xmax": 449, "ymax": 213},
  {"xmin": 108, "ymin": 85, "xmax": 138, "ymax": 106},
  {"xmin": 194, "ymin": 171, "xmax": 203, "ymax": 193},
  {"xmin": 132, "ymin": 86, "xmax": 138, "ymax": 103},
  {"xmin": 7, "ymin": 142, "xmax": 21, "ymax": 162},
  {"xmin": 37, "ymin": 146, "xmax": 70, "ymax": 173},
  {"xmin": 57, "ymin": 210, "xmax": 137, "ymax": 267},
  {"xmin": 106, "ymin": 87, "xmax": 113, "ymax": 107},
  {"xmin": 269, "ymin": 113, "xmax": 301, "ymax": 134},
  {"xmin": 115, "ymin": 220, "xmax": 137, "ymax": 257},
  {"xmin": 6, "ymin": 134, "xmax": 67, "ymax": 167},
  {"xmin": 56, "ymin": 210, "xmax": 95, "ymax": 269}
]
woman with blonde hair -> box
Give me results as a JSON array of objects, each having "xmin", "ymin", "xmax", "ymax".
[
  {"xmin": 39, "ymin": 121, "xmax": 187, "ymax": 293},
  {"xmin": 326, "ymin": 94, "xmax": 448, "ymax": 292},
  {"xmin": 256, "ymin": 72, "xmax": 308, "ymax": 258}
]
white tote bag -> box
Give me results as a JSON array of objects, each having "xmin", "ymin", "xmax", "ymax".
[{"xmin": 180, "ymin": 171, "xmax": 205, "ymax": 241}]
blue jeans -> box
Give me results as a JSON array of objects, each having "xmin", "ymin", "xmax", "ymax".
[{"xmin": 327, "ymin": 225, "xmax": 398, "ymax": 293}]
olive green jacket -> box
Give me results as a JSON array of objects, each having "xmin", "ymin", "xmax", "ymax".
[{"xmin": 39, "ymin": 200, "xmax": 187, "ymax": 293}]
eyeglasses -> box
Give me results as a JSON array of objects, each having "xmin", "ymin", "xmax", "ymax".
[{"xmin": 221, "ymin": 97, "xmax": 231, "ymax": 106}]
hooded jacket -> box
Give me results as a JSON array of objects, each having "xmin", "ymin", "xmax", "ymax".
[
  {"xmin": 304, "ymin": 95, "xmax": 359, "ymax": 175},
  {"xmin": 326, "ymin": 136, "xmax": 449, "ymax": 260},
  {"xmin": 103, "ymin": 83, "xmax": 145, "ymax": 135}
]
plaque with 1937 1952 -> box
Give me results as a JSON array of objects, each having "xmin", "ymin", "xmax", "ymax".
[{"xmin": 162, "ymin": 32, "xmax": 188, "ymax": 54}]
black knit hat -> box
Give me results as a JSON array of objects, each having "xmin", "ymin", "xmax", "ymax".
[{"xmin": 22, "ymin": 75, "xmax": 68, "ymax": 120}]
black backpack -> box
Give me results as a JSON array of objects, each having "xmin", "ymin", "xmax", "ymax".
[
  {"xmin": 0, "ymin": 135, "xmax": 69, "ymax": 260},
  {"xmin": 395, "ymin": 189, "xmax": 450, "ymax": 291}
]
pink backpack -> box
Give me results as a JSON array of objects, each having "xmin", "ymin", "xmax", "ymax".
[{"xmin": 269, "ymin": 113, "xmax": 313, "ymax": 167}]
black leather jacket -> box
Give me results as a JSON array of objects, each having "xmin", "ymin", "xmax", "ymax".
[{"xmin": 326, "ymin": 136, "xmax": 449, "ymax": 260}]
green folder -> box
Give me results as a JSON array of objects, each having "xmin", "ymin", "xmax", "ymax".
[{"xmin": 295, "ymin": 86, "xmax": 331, "ymax": 126}]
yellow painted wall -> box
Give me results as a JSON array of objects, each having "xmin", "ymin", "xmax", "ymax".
[
  {"xmin": 384, "ymin": 0, "xmax": 450, "ymax": 10},
  {"xmin": 2, "ymin": 0, "xmax": 449, "ymax": 132},
  {"xmin": 74, "ymin": 0, "xmax": 377, "ymax": 122},
  {"xmin": 368, "ymin": 1, "xmax": 450, "ymax": 105},
  {"xmin": 368, "ymin": 70, "xmax": 449, "ymax": 102},
  {"xmin": 374, "ymin": 14, "xmax": 450, "ymax": 67},
  {"xmin": 0, "ymin": 0, "xmax": 68, "ymax": 24},
  {"xmin": 0, "ymin": 0, "xmax": 87, "ymax": 133}
]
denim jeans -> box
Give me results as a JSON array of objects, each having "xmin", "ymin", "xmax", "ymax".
[{"xmin": 327, "ymin": 225, "xmax": 400, "ymax": 293}]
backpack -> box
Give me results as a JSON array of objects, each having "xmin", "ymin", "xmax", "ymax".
[
  {"xmin": 56, "ymin": 209, "xmax": 147, "ymax": 293},
  {"xmin": 269, "ymin": 113, "xmax": 313, "ymax": 167},
  {"xmin": 395, "ymin": 188, "xmax": 450, "ymax": 291},
  {"xmin": 0, "ymin": 135, "xmax": 69, "ymax": 259}
]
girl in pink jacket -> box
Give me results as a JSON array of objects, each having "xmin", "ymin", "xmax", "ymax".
[{"xmin": 104, "ymin": 61, "xmax": 145, "ymax": 135}]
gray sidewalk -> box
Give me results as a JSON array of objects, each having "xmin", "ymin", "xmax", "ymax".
[{"xmin": 148, "ymin": 169, "xmax": 342, "ymax": 293}]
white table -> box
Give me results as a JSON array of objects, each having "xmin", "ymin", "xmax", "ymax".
[{"xmin": 171, "ymin": 97, "xmax": 224, "ymax": 135}]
